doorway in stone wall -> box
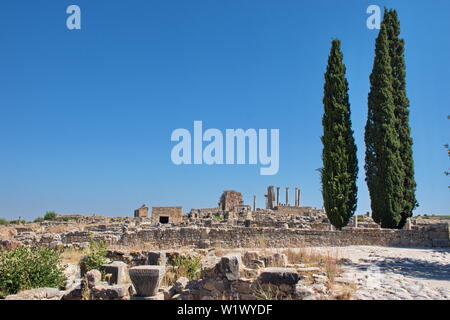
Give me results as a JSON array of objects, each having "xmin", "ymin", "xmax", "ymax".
[{"xmin": 159, "ymin": 216, "xmax": 169, "ymax": 224}]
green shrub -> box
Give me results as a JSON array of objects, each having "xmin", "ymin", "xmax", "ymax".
[
  {"xmin": 34, "ymin": 217, "xmax": 44, "ymax": 223},
  {"xmin": 0, "ymin": 218, "xmax": 9, "ymax": 225},
  {"xmin": 79, "ymin": 240, "xmax": 108, "ymax": 276},
  {"xmin": 0, "ymin": 246, "xmax": 66, "ymax": 298},
  {"xmin": 44, "ymin": 211, "xmax": 57, "ymax": 221},
  {"xmin": 8, "ymin": 219, "xmax": 26, "ymax": 225},
  {"xmin": 172, "ymin": 255, "xmax": 202, "ymax": 280}
]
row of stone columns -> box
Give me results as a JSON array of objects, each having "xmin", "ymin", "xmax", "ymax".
[
  {"xmin": 261, "ymin": 186, "xmax": 302, "ymax": 209},
  {"xmin": 285, "ymin": 187, "xmax": 301, "ymax": 207}
]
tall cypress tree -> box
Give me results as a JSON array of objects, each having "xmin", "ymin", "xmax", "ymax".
[
  {"xmin": 321, "ymin": 39, "xmax": 358, "ymax": 230},
  {"xmin": 365, "ymin": 22, "xmax": 404, "ymax": 228},
  {"xmin": 384, "ymin": 9, "xmax": 418, "ymax": 228}
]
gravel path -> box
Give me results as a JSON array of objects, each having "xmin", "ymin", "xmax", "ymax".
[{"xmin": 315, "ymin": 246, "xmax": 450, "ymax": 300}]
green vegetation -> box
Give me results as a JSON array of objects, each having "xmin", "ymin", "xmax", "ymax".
[
  {"xmin": 8, "ymin": 219, "xmax": 26, "ymax": 225},
  {"xmin": 385, "ymin": 9, "xmax": 418, "ymax": 228},
  {"xmin": 172, "ymin": 255, "xmax": 202, "ymax": 280},
  {"xmin": 365, "ymin": 9, "xmax": 417, "ymax": 229},
  {"xmin": 44, "ymin": 211, "xmax": 57, "ymax": 221},
  {"xmin": 0, "ymin": 218, "xmax": 9, "ymax": 226},
  {"xmin": 0, "ymin": 246, "xmax": 66, "ymax": 298},
  {"xmin": 321, "ymin": 39, "xmax": 358, "ymax": 229},
  {"xmin": 79, "ymin": 240, "xmax": 108, "ymax": 276}
]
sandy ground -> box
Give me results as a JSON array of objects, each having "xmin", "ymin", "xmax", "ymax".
[{"xmin": 313, "ymin": 246, "xmax": 450, "ymax": 300}]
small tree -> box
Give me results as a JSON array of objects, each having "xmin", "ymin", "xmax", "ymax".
[{"xmin": 79, "ymin": 240, "xmax": 108, "ymax": 276}]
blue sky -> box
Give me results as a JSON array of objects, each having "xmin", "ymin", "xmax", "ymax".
[{"xmin": 0, "ymin": 0, "xmax": 449, "ymax": 220}]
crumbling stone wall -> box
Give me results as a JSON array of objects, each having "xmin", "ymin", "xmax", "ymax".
[{"xmin": 219, "ymin": 190, "xmax": 243, "ymax": 212}]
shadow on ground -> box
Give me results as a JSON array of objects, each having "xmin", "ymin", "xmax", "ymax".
[{"xmin": 350, "ymin": 256, "xmax": 450, "ymax": 281}]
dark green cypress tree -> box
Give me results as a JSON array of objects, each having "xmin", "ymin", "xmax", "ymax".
[
  {"xmin": 321, "ymin": 39, "xmax": 358, "ymax": 230},
  {"xmin": 365, "ymin": 22, "xmax": 404, "ymax": 228},
  {"xmin": 384, "ymin": 9, "xmax": 418, "ymax": 228}
]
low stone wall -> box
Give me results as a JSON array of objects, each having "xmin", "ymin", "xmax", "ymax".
[{"xmin": 118, "ymin": 225, "xmax": 449, "ymax": 249}]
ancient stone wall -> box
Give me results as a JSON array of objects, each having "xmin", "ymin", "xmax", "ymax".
[
  {"xmin": 118, "ymin": 225, "xmax": 449, "ymax": 249},
  {"xmin": 274, "ymin": 206, "xmax": 323, "ymax": 216}
]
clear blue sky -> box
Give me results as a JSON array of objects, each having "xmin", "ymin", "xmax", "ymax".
[{"xmin": 0, "ymin": 0, "xmax": 449, "ymax": 220}]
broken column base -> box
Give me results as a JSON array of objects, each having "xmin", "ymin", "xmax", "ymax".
[{"xmin": 131, "ymin": 292, "xmax": 164, "ymax": 300}]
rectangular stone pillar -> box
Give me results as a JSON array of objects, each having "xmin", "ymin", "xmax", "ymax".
[
  {"xmin": 276, "ymin": 187, "xmax": 280, "ymax": 206},
  {"xmin": 285, "ymin": 187, "xmax": 289, "ymax": 206}
]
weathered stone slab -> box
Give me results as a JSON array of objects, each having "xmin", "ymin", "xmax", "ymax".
[
  {"xmin": 90, "ymin": 284, "xmax": 131, "ymax": 300},
  {"xmin": 259, "ymin": 267, "xmax": 299, "ymax": 285},
  {"xmin": 5, "ymin": 287, "xmax": 61, "ymax": 300},
  {"xmin": 220, "ymin": 253, "xmax": 241, "ymax": 281}
]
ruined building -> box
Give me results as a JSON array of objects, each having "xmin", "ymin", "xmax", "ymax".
[
  {"xmin": 134, "ymin": 205, "xmax": 148, "ymax": 218},
  {"xmin": 219, "ymin": 190, "xmax": 244, "ymax": 212},
  {"xmin": 151, "ymin": 206, "xmax": 183, "ymax": 224}
]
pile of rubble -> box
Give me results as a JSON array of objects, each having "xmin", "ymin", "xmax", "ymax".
[{"xmin": 4, "ymin": 249, "xmax": 351, "ymax": 300}]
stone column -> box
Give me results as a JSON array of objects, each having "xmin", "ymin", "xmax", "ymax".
[
  {"xmin": 353, "ymin": 215, "xmax": 358, "ymax": 228},
  {"xmin": 253, "ymin": 195, "xmax": 256, "ymax": 211},
  {"xmin": 298, "ymin": 188, "xmax": 301, "ymax": 207},
  {"xmin": 276, "ymin": 187, "xmax": 280, "ymax": 206},
  {"xmin": 285, "ymin": 187, "xmax": 289, "ymax": 206},
  {"xmin": 404, "ymin": 219, "xmax": 412, "ymax": 230},
  {"xmin": 294, "ymin": 188, "xmax": 298, "ymax": 207}
]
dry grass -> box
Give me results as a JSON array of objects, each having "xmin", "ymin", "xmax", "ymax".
[
  {"xmin": 213, "ymin": 242, "xmax": 226, "ymax": 257},
  {"xmin": 282, "ymin": 247, "xmax": 345, "ymax": 297},
  {"xmin": 0, "ymin": 226, "xmax": 17, "ymax": 239},
  {"xmin": 46, "ymin": 225, "xmax": 72, "ymax": 234},
  {"xmin": 61, "ymin": 247, "xmax": 88, "ymax": 264},
  {"xmin": 331, "ymin": 283, "xmax": 357, "ymax": 300},
  {"xmin": 282, "ymin": 247, "xmax": 326, "ymax": 265},
  {"xmin": 253, "ymin": 283, "xmax": 288, "ymax": 300},
  {"xmin": 257, "ymin": 235, "xmax": 268, "ymax": 254},
  {"xmin": 323, "ymin": 251, "xmax": 341, "ymax": 283}
]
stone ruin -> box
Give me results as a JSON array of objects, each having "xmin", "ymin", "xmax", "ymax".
[
  {"xmin": 151, "ymin": 206, "xmax": 183, "ymax": 225},
  {"xmin": 1, "ymin": 186, "xmax": 449, "ymax": 252},
  {"xmin": 134, "ymin": 205, "xmax": 148, "ymax": 218}
]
